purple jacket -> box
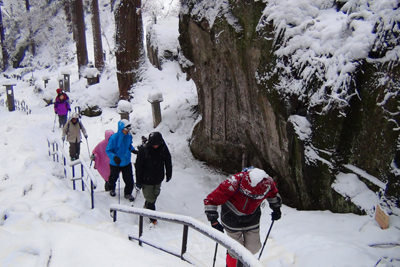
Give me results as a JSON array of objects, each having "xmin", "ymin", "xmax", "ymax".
[
  {"xmin": 54, "ymin": 96, "xmax": 70, "ymax": 116},
  {"xmin": 92, "ymin": 130, "xmax": 115, "ymax": 181}
]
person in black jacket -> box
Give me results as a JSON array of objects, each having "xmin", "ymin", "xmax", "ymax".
[{"xmin": 135, "ymin": 132, "xmax": 172, "ymax": 225}]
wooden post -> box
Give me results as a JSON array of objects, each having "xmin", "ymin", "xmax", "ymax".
[
  {"xmin": 3, "ymin": 81, "xmax": 16, "ymax": 111},
  {"xmin": 375, "ymin": 204, "xmax": 389, "ymax": 229},
  {"xmin": 147, "ymin": 92, "xmax": 163, "ymax": 128}
]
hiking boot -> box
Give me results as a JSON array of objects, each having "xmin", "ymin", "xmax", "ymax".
[
  {"xmin": 104, "ymin": 181, "xmax": 110, "ymax": 192},
  {"xmin": 124, "ymin": 194, "xmax": 135, "ymax": 202},
  {"xmin": 110, "ymin": 190, "xmax": 116, "ymax": 197}
]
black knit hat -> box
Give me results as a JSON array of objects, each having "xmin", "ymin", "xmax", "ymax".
[{"xmin": 147, "ymin": 132, "xmax": 164, "ymax": 146}]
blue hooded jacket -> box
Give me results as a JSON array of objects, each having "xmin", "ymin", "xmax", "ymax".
[{"xmin": 106, "ymin": 120, "xmax": 135, "ymax": 166}]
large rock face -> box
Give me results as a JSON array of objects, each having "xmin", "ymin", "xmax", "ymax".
[{"xmin": 178, "ymin": 0, "xmax": 399, "ymax": 212}]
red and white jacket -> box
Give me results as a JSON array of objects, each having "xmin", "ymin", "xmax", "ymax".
[{"xmin": 204, "ymin": 169, "xmax": 281, "ymax": 231}]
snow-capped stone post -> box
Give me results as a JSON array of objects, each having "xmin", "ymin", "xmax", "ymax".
[
  {"xmin": 117, "ymin": 99, "xmax": 133, "ymax": 120},
  {"xmin": 42, "ymin": 76, "xmax": 50, "ymax": 88},
  {"xmin": 57, "ymin": 75, "xmax": 64, "ymax": 90},
  {"xmin": 61, "ymin": 70, "xmax": 72, "ymax": 92},
  {"xmin": 3, "ymin": 80, "xmax": 16, "ymax": 112},
  {"xmin": 83, "ymin": 67, "xmax": 100, "ymax": 87},
  {"xmin": 147, "ymin": 92, "xmax": 163, "ymax": 128}
]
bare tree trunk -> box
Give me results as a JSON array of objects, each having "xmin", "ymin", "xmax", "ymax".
[
  {"xmin": 0, "ymin": 5, "xmax": 8, "ymax": 71},
  {"xmin": 114, "ymin": 0, "xmax": 143, "ymax": 100},
  {"xmin": 64, "ymin": 0, "xmax": 75, "ymax": 37},
  {"xmin": 90, "ymin": 0, "xmax": 104, "ymax": 71},
  {"xmin": 25, "ymin": 0, "xmax": 35, "ymax": 56},
  {"xmin": 73, "ymin": 0, "xmax": 88, "ymax": 76}
]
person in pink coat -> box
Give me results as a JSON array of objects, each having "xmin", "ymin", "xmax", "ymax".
[{"xmin": 90, "ymin": 130, "xmax": 115, "ymax": 191}]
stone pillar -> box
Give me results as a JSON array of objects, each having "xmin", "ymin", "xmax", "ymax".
[
  {"xmin": 147, "ymin": 92, "xmax": 164, "ymax": 128},
  {"xmin": 117, "ymin": 99, "xmax": 133, "ymax": 121},
  {"xmin": 58, "ymin": 75, "xmax": 64, "ymax": 90},
  {"xmin": 42, "ymin": 76, "xmax": 50, "ymax": 88},
  {"xmin": 83, "ymin": 67, "xmax": 100, "ymax": 87},
  {"xmin": 3, "ymin": 81, "xmax": 16, "ymax": 112},
  {"xmin": 61, "ymin": 70, "xmax": 72, "ymax": 92}
]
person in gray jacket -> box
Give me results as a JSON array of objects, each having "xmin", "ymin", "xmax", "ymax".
[{"xmin": 62, "ymin": 113, "xmax": 88, "ymax": 161}]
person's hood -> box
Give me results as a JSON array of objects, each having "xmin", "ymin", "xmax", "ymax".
[
  {"xmin": 105, "ymin": 130, "xmax": 115, "ymax": 140},
  {"xmin": 147, "ymin": 132, "xmax": 164, "ymax": 146},
  {"xmin": 117, "ymin": 119, "xmax": 131, "ymax": 133}
]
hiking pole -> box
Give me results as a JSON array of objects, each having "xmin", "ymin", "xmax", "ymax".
[
  {"xmin": 118, "ymin": 176, "xmax": 121, "ymax": 204},
  {"xmin": 212, "ymin": 243, "xmax": 218, "ymax": 267},
  {"xmin": 52, "ymin": 114, "xmax": 57, "ymax": 132},
  {"xmin": 258, "ymin": 220, "xmax": 275, "ymax": 260},
  {"xmin": 85, "ymin": 137, "xmax": 91, "ymax": 157}
]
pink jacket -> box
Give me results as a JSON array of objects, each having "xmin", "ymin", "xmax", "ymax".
[{"xmin": 92, "ymin": 130, "xmax": 114, "ymax": 181}]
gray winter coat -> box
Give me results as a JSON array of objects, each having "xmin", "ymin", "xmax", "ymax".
[{"xmin": 62, "ymin": 119, "xmax": 87, "ymax": 143}]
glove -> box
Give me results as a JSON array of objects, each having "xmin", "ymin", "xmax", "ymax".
[
  {"xmin": 90, "ymin": 154, "xmax": 96, "ymax": 161},
  {"xmin": 135, "ymin": 184, "xmax": 142, "ymax": 190},
  {"xmin": 55, "ymin": 111, "xmax": 57, "ymax": 114},
  {"xmin": 211, "ymin": 221, "xmax": 224, "ymax": 233},
  {"xmin": 85, "ymin": 135, "xmax": 88, "ymax": 139},
  {"xmin": 271, "ymin": 207, "xmax": 281, "ymax": 221},
  {"xmin": 166, "ymin": 176, "xmax": 171, "ymax": 182},
  {"xmin": 61, "ymin": 136, "xmax": 65, "ymax": 141},
  {"xmin": 114, "ymin": 156, "xmax": 121, "ymax": 165},
  {"xmin": 205, "ymin": 210, "xmax": 219, "ymax": 223},
  {"xmin": 131, "ymin": 149, "xmax": 138, "ymax": 154}
]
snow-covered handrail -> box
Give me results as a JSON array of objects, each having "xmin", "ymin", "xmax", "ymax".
[
  {"xmin": 110, "ymin": 204, "xmax": 264, "ymax": 267},
  {"xmin": 46, "ymin": 136, "xmax": 97, "ymax": 209}
]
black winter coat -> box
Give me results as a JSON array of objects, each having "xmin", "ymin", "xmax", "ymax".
[{"xmin": 135, "ymin": 143, "xmax": 172, "ymax": 185}]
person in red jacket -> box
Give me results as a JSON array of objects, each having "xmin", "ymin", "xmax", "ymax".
[{"xmin": 204, "ymin": 167, "xmax": 282, "ymax": 267}]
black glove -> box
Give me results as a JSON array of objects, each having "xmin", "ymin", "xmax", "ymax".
[
  {"xmin": 205, "ymin": 210, "xmax": 219, "ymax": 223},
  {"xmin": 114, "ymin": 156, "xmax": 121, "ymax": 165},
  {"xmin": 55, "ymin": 111, "xmax": 57, "ymax": 114},
  {"xmin": 166, "ymin": 176, "xmax": 171, "ymax": 182},
  {"xmin": 271, "ymin": 207, "xmax": 281, "ymax": 221},
  {"xmin": 131, "ymin": 149, "xmax": 138, "ymax": 154},
  {"xmin": 211, "ymin": 221, "xmax": 224, "ymax": 233},
  {"xmin": 135, "ymin": 184, "xmax": 142, "ymax": 190}
]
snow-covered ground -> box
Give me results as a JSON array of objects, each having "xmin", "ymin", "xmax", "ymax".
[{"xmin": 0, "ymin": 0, "xmax": 399, "ymax": 266}]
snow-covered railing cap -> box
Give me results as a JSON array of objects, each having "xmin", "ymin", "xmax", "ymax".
[
  {"xmin": 2, "ymin": 80, "xmax": 16, "ymax": 86},
  {"xmin": 147, "ymin": 92, "xmax": 163, "ymax": 103},
  {"xmin": 117, "ymin": 99, "xmax": 133, "ymax": 114},
  {"xmin": 61, "ymin": 70, "xmax": 72, "ymax": 75},
  {"xmin": 42, "ymin": 76, "xmax": 50, "ymax": 81},
  {"xmin": 57, "ymin": 75, "xmax": 63, "ymax": 81}
]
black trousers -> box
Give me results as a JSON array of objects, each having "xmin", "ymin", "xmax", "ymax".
[
  {"xmin": 69, "ymin": 142, "xmax": 81, "ymax": 159},
  {"xmin": 58, "ymin": 115, "xmax": 67, "ymax": 127},
  {"xmin": 109, "ymin": 163, "xmax": 134, "ymax": 195}
]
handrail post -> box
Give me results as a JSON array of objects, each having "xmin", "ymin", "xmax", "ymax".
[
  {"xmin": 81, "ymin": 164, "xmax": 85, "ymax": 191},
  {"xmin": 181, "ymin": 225, "xmax": 188, "ymax": 259},
  {"xmin": 91, "ymin": 180, "xmax": 94, "ymax": 209},
  {"xmin": 56, "ymin": 143, "xmax": 59, "ymax": 162},
  {"xmin": 47, "ymin": 140, "xmax": 51, "ymax": 156},
  {"xmin": 113, "ymin": 210, "xmax": 117, "ymax": 222},
  {"xmin": 139, "ymin": 216, "xmax": 143, "ymax": 246},
  {"xmin": 72, "ymin": 165, "xmax": 76, "ymax": 190}
]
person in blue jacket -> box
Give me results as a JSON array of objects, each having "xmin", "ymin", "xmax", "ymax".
[{"xmin": 106, "ymin": 119, "xmax": 137, "ymax": 201}]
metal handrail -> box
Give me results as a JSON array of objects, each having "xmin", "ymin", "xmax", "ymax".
[
  {"xmin": 46, "ymin": 136, "xmax": 97, "ymax": 209},
  {"xmin": 110, "ymin": 205, "xmax": 264, "ymax": 267}
]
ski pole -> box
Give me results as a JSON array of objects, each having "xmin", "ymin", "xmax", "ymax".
[
  {"xmin": 52, "ymin": 114, "xmax": 57, "ymax": 132},
  {"xmin": 258, "ymin": 220, "xmax": 275, "ymax": 260},
  {"xmin": 212, "ymin": 243, "xmax": 218, "ymax": 267}
]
